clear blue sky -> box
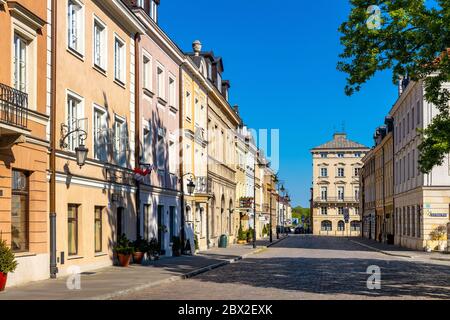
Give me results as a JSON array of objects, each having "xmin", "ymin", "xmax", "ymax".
[{"xmin": 159, "ymin": 0, "xmax": 398, "ymax": 208}]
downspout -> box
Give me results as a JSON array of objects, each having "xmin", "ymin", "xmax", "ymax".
[
  {"xmin": 49, "ymin": 0, "xmax": 58, "ymax": 279},
  {"xmin": 134, "ymin": 33, "xmax": 141, "ymax": 239}
]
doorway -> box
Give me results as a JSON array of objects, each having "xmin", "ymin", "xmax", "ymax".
[
  {"xmin": 116, "ymin": 207, "xmax": 124, "ymax": 241},
  {"xmin": 157, "ymin": 205, "xmax": 165, "ymax": 254}
]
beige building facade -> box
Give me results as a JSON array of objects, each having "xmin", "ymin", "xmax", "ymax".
[{"xmin": 311, "ymin": 133, "xmax": 369, "ymax": 236}]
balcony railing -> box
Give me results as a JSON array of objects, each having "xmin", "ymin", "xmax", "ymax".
[
  {"xmin": 0, "ymin": 83, "xmax": 28, "ymax": 129},
  {"xmin": 314, "ymin": 197, "xmax": 359, "ymax": 203}
]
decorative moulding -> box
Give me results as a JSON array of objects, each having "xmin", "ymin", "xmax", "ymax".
[{"xmin": 8, "ymin": 1, "xmax": 46, "ymax": 30}]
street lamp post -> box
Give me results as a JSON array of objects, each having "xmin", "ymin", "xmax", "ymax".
[
  {"xmin": 269, "ymin": 188, "xmax": 273, "ymax": 243},
  {"xmin": 180, "ymin": 173, "xmax": 196, "ymax": 254}
]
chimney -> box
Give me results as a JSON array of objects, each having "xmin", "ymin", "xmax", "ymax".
[
  {"xmin": 192, "ymin": 40, "xmax": 202, "ymax": 56},
  {"xmin": 233, "ymin": 104, "xmax": 239, "ymax": 115}
]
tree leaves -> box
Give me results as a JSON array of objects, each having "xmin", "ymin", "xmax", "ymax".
[{"xmin": 338, "ymin": 0, "xmax": 450, "ymax": 173}]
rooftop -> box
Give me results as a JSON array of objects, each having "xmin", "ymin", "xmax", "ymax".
[{"xmin": 311, "ymin": 133, "xmax": 369, "ymax": 151}]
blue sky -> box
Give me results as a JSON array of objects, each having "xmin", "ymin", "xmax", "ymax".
[{"xmin": 159, "ymin": 0, "xmax": 398, "ymax": 207}]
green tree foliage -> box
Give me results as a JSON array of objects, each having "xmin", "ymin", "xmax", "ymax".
[{"xmin": 338, "ymin": 0, "xmax": 450, "ymax": 173}]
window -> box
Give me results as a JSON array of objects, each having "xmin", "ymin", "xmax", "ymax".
[
  {"xmin": 143, "ymin": 124, "xmax": 152, "ymax": 163},
  {"xmin": 114, "ymin": 36, "xmax": 125, "ymax": 83},
  {"xmin": 338, "ymin": 221, "xmax": 345, "ymax": 231},
  {"xmin": 68, "ymin": 0, "xmax": 84, "ymax": 54},
  {"xmin": 350, "ymin": 221, "xmax": 360, "ymax": 231},
  {"xmin": 320, "ymin": 153, "xmax": 327, "ymax": 158},
  {"xmin": 157, "ymin": 65, "xmax": 165, "ymax": 99},
  {"xmin": 320, "ymin": 167, "xmax": 328, "ymax": 177},
  {"xmin": 354, "ymin": 167, "xmax": 361, "ymax": 176},
  {"xmin": 156, "ymin": 128, "xmax": 165, "ymax": 170},
  {"xmin": 143, "ymin": 53, "xmax": 152, "ymax": 91},
  {"xmin": 143, "ymin": 204, "xmax": 151, "ymax": 240},
  {"xmin": 94, "ymin": 206, "xmax": 103, "ymax": 253},
  {"xmin": 68, "ymin": 204, "xmax": 79, "ymax": 256},
  {"xmin": 354, "ymin": 188, "xmax": 360, "ymax": 201},
  {"xmin": 11, "ymin": 170, "xmax": 29, "ymax": 253},
  {"xmin": 149, "ymin": 0, "xmax": 158, "ymax": 22},
  {"xmin": 169, "ymin": 206, "xmax": 176, "ymax": 240},
  {"xmin": 337, "ymin": 153, "xmax": 344, "ymax": 158},
  {"xmin": 169, "ymin": 76, "xmax": 176, "ymax": 107},
  {"xmin": 169, "ymin": 140, "xmax": 176, "ymax": 174},
  {"xmin": 337, "ymin": 187, "xmax": 345, "ymax": 200},
  {"xmin": 337, "ymin": 167, "xmax": 345, "ymax": 177},
  {"xmin": 114, "ymin": 116, "xmax": 127, "ymax": 166},
  {"xmin": 321, "ymin": 207, "xmax": 328, "ymax": 215},
  {"xmin": 93, "ymin": 106, "xmax": 107, "ymax": 161},
  {"xmin": 354, "ymin": 152, "xmax": 361, "ymax": 157},
  {"xmin": 320, "ymin": 187, "xmax": 327, "ymax": 200},
  {"xmin": 93, "ymin": 18, "xmax": 107, "ymax": 70},
  {"xmin": 13, "ymin": 34, "xmax": 27, "ymax": 92},
  {"xmin": 416, "ymin": 101, "xmax": 420, "ymax": 125},
  {"xmin": 411, "ymin": 107, "xmax": 415, "ymax": 130},
  {"xmin": 185, "ymin": 91, "xmax": 192, "ymax": 120},
  {"xmin": 338, "ymin": 207, "xmax": 344, "ymax": 215},
  {"xmin": 67, "ymin": 93, "xmax": 83, "ymax": 151},
  {"xmin": 407, "ymin": 112, "xmax": 410, "ymax": 133},
  {"xmin": 321, "ymin": 220, "xmax": 332, "ymax": 231}
]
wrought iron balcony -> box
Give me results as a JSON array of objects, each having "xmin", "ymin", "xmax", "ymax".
[{"xmin": 0, "ymin": 83, "xmax": 28, "ymax": 129}]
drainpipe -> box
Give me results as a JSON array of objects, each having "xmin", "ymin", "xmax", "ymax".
[
  {"xmin": 134, "ymin": 33, "xmax": 141, "ymax": 239},
  {"xmin": 49, "ymin": 0, "xmax": 58, "ymax": 279}
]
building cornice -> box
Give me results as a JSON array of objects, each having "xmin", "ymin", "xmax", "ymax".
[
  {"xmin": 96, "ymin": 0, "xmax": 145, "ymax": 34},
  {"xmin": 8, "ymin": 1, "xmax": 47, "ymax": 30}
]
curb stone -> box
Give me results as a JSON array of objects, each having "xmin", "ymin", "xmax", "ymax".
[
  {"xmin": 349, "ymin": 239, "xmax": 415, "ymax": 258},
  {"xmin": 94, "ymin": 235, "xmax": 289, "ymax": 300}
]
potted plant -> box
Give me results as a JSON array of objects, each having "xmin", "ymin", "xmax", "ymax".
[
  {"xmin": 430, "ymin": 225, "xmax": 447, "ymax": 252},
  {"xmin": 114, "ymin": 234, "xmax": 134, "ymax": 267},
  {"xmin": 0, "ymin": 239, "xmax": 18, "ymax": 291},
  {"xmin": 172, "ymin": 236, "xmax": 181, "ymax": 257},
  {"xmin": 132, "ymin": 236, "xmax": 149, "ymax": 264},
  {"xmin": 247, "ymin": 228, "xmax": 254, "ymax": 243},
  {"xmin": 237, "ymin": 226, "xmax": 247, "ymax": 244},
  {"xmin": 148, "ymin": 238, "xmax": 160, "ymax": 260}
]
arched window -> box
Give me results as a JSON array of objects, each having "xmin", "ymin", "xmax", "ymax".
[
  {"xmin": 350, "ymin": 221, "xmax": 361, "ymax": 231},
  {"xmin": 321, "ymin": 220, "xmax": 332, "ymax": 231},
  {"xmin": 338, "ymin": 220, "xmax": 345, "ymax": 231}
]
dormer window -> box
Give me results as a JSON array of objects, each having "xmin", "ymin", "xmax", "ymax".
[
  {"xmin": 149, "ymin": 0, "xmax": 158, "ymax": 22},
  {"xmin": 216, "ymin": 72, "xmax": 222, "ymax": 92}
]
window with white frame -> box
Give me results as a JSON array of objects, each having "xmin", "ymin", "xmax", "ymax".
[
  {"xmin": 93, "ymin": 17, "xmax": 107, "ymax": 70},
  {"xmin": 337, "ymin": 167, "xmax": 345, "ymax": 177},
  {"xmin": 156, "ymin": 128, "xmax": 165, "ymax": 171},
  {"xmin": 337, "ymin": 153, "xmax": 344, "ymax": 158},
  {"xmin": 114, "ymin": 36, "xmax": 126, "ymax": 83},
  {"xmin": 354, "ymin": 188, "xmax": 359, "ymax": 200},
  {"xmin": 143, "ymin": 53, "xmax": 152, "ymax": 91},
  {"xmin": 169, "ymin": 76, "xmax": 176, "ymax": 107},
  {"xmin": 320, "ymin": 167, "xmax": 328, "ymax": 177},
  {"xmin": 13, "ymin": 33, "xmax": 27, "ymax": 93},
  {"xmin": 149, "ymin": 0, "xmax": 158, "ymax": 22},
  {"xmin": 185, "ymin": 91, "xmax": 192, "ymax": 120},
  {"xmin": 68, "ymin": 0, "xmax": 84, "ymax": 54},
  {"xmin": 169, "ymin": 140, "xmax": 176, "ymax": 174},
  {"xmin": 157, "ymin": 65, "xmax": 165, "ymax": 99},
  {"xmin": 93, "ymin": 106, "xmax": 107, "ymax": 161},
  {"xmin": 321, "ymin": 207, "xmax": 328, "ymax": 215},
  {"xmin": 67, "ymin": 93, "xmax": 83, "ymax": 151},
  {"xmin": 354, "ymin": 167, "xmax": 360, "ymax": 177},
  {"xmin": 114, "ymin": 116, "xmax": 127, "ymax": 166},
  {"xmin": 320, "ymin": 187, "xmax": 327, "ymax": 200},
  {"xmin": 337, "ymin": 207, "xmax": 344, "ymax": 215},
  {"xmin": 320, "ymin": 153, "xmax": 327, "ymax": 158},
  {"xmin": 337, "ymin": 186, "xmax": 345, "ymax": 200},
  {"xmin": 142, "ymin": 123, "xmax": 152, "ymax": 163}
]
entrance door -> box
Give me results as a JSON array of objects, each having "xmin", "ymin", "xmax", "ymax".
[
  {"xmin": 157, "ymin": 205, "xmax": 164, "ymax": 254},
  {"xmin": 117, "ymin": 207, "xmax": 124, "ymax": 241}
]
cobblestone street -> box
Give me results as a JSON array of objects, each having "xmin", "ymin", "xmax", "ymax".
[{"xmin": 117, "ymin": 235, "xmax": 450, "ymax": 300}]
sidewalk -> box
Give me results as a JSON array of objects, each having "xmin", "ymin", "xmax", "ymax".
[
  {"xmin": 0, "ymin": 236, "xmax": 287, "ymax": 300},
  {"xmin": 350, "ymin": 238, "xmax": 450, "ymax": 262}
]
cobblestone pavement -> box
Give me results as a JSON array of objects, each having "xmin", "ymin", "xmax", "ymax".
[{"xmin": 116, "ymin": 235, "xmax": 450, "ymax": 300}]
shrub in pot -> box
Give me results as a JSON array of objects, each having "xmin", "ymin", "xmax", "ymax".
[
  {"xmin": 147, "ymin": 238, "xmax": 160, "ymax": 260},
  {"xmin": 247, "ymin": 228, "xmax": 254, "ymax": 243},
  {"xmin": 172, "ymin": 236, "xmax": 182, "ymax": 257},
  {"xmin": 132, "ymin": 236, "xmax": 150, "ymax": 264},
  {"xmin": 430, "ymin": 225, "xmax": 447, "ymax": 252},
  {"xmin": 0, "ymin": 239, "xmax": 18, "ymax": 291},
  {"xmin": 237, "ymin": 226, "xmax": 247, "ymax": 244},
  {"xmin": 114, "ymin": 234, "xmax": 134, "ymax": 267}
]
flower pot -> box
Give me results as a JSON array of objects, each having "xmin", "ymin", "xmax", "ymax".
[
  {"xmin": 0, "ymin": 273, "xmax": 7, "ymax": 292},
  {"xmin": 117, "ymin": 253, "xmax": 132, "ymax": 267},
  {"xmin": 133, "ymin": 252, "xmax": 144, "ymax": 264}
]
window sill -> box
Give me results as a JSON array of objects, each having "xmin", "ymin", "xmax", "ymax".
[
  {"xmin": 93, "ymin": 64, "xmax": 107, "ymax": 77},
  {"xmin": 14, "ymin": 252, "xmax": 37, "ymax": 258},
  {"xmin": 143, "ymin": 88, "xmax": 154, "ymax": 98},
  {"xmin": 157, "ymin": 97, "xmax": 167, "ymax": 106},
  {"xmin": 95, "ymin": 252, "xmax": 108, "ymax": 257},
  {"xmin": 114, "ymin": 79, "xmax": 126, "ymax": 89},
  {"xmin": 67, "ymin": 47, "xmax": 85, "ymax": 62},
  {"xmin": 68, "ymin": 255, "xmax": 84, "ymax": 261}
]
